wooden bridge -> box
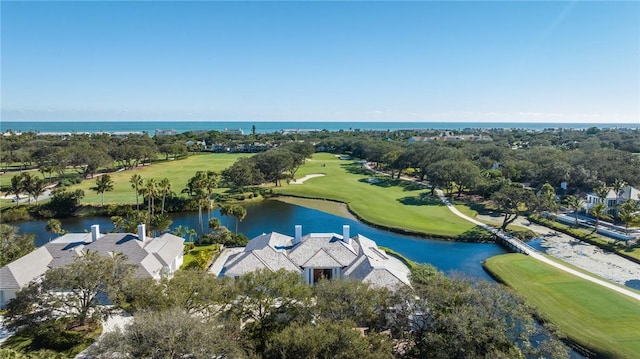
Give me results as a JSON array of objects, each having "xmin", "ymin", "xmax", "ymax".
[{"xmin": 490, "ymin": 228, "xmax": 536, "ymax": 254}]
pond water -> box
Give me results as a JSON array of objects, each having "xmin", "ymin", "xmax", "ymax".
[{"xmin": 14, "ymin": 199, "xmax": 506, "ymax": 282}]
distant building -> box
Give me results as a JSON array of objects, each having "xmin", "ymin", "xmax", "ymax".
[
  {"xmin": 36, "ymin": 132, "xmax": 72, "ymax": 139},
  {"xmin": 155, "ymin": 129, "xmax": 177, "ymax": 136},
  {"xmin": 214, "ymin": 225, "xmax": 411, "ymax": 290},
  {"xmin": 222, "ymin": 128, "xmax": 244, "ymax": 135},
  {"xmin": 0, "ymin": 224, "xmax": 185, "ymax": 308},
  {"xmin": 584, "ymin": 185, "xmax": 640, "ymax": 214},
  {"xmin": 408, "ymin": 131, "xmax": 492, "ymax": 143},
  {"xmin": 110, "ymin": 131, "xmax": 144, "ymax": 138}
]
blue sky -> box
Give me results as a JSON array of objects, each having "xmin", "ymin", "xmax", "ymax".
[{"xmin": 2, "ymin": 1, "xmax": 638, "ymax": 123}]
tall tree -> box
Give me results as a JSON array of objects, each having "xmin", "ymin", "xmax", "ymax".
[
  {"xmin": 219, "ymin": 204, "xmax": 232, "ymax": 228},
  {"xmin": 490, "ymin": 184, "xmax": 536, "ymax": 230},
  {"xmin": 129, "ymin": 174, "xmax": 144, "ymax": 211},
  {"xmin": 564, "ymin": 195, "xmax": 585, "ymax": 227},
  {"xmin": 158, "ymin": 177, "xmax": 172, "ymax": 214},
  {"xmin": 185, "ymin": 171, "xmax": 208, "ymax": 233},
  {"xmin": 6, "ymin": 251, "xmax": 135, "ymax": 329},
  {"xmin": 90, "ymin": 174, "xmax": 114, "ymax": 206},
  {"xmin": 590, "ymin": 202, "xmax": 612, "ymax": 234},
  {"xmin": 537, "ymin": 182, "xmax": 558, "ymax": 214},
  {"xmin": 172, "ymin": 225, "xmax": 189, "ymax": 238},
  {"xmin": 222, "ymin": 157, "xmax": 264, "ymax": 190},
  {"xmin": 204, "ymin": 171, "xmax": 220, "ymax": 220},
  {"xmin": 144, "ymin": 178, "xmax": 158, "ymax": 216},
  {"xmin": 593, "ymin": 182, "xmax": 610, "ymax": 208},
  {"xmin": 618, "ymin": 200, "xmax": 639, "ymax": 236},
  {"xmin": 264, "ymin": 320, "xmax": 394, "ymax": 359},
  {"xmin": 9, "ymin": 173, "xmax": 25, "ymax": 205},
  {"xmin": 231, "ymin": 205, "xmax": 247, "ymax": 234},
  {"xmin": 612, "ymin": 178, "xmax": 627, "ymax": 217},
  {"xmin": 27, "ymin": 176, "xmax": 47, "ymax": 205},
  {"xmin": 0, "ymin": 224, "xmax": 35, "ymax": 267},
  {"xmin": 45, "ymin": 219, "xmax": 63, "ymax": 242},
  {"xmin": 150, "ymin": 214, "xmax": 173, "ymax": 237},
  {"xmin": 88, "ymin": 308, "xmax": 246, "ymax": 359},
  {"xmin": 313, "ymin": 278, "xmax": 392, "ymax": 331},
  {"xmin": 400, "ymin": 264, "xmax": 568, "ymax": 359},
  {"xmin": 232, "ymin": 269, "xmax": 312, "ymax": 354}
]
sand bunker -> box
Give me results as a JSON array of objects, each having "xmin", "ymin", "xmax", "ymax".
[{"xmin": 291, "ymin": 174, "xmax": 325, "ymax": 184}]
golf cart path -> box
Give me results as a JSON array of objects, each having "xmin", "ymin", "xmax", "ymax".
[
  {"xmin": 434, "ymin": 189, "xmax": 640, "ymax": 301},
  {"xmin": 361, "ymin": 163, "xmax": 640, "ymax": 301}
]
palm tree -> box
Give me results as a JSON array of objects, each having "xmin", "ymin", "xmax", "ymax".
[
  {"xmin": 204, "ymin": 171, "xmax": 220, "ymax": 220},
  {"xmin": 590, "ymin": 202, "xmax": 612, "ymax": 234},
  {"xmin": 231, "ymin": 205, "xmax": 247, "ymax": 234},
  {"xmin": 28, "ymin": 177, "xmax": 47, "ymax": 205},
  {"xmin": 130, "ymin": 174, "xmax": 144, "ymax": 211},
  {"xmin": 144, "ymin": 178, "xmax": 158, "ymax": 216},
  {"xmin": 208, "ymin": 218, "xmax": 221, "ymax": 232},
  {"xmin": 19, "ymin": 172, "xmax": 36, "ymax": 204},
  {"xmin": 45, "ymin": 218, "xmax": 63, "ymax": 241},
  {"xmin": 187, "ymin": 228, "xmax": 198, "ymax": 243},
  {"xmin": 90, "ymin": 175, "xmax": 114, "ymax": 206},
  {"xmin": 150, "ymin": 214, "xmax": 173, "ymax": 237},
  {"xmin": 564, "ymin": 195, "xmax": 584, "ymax": 227},
  {"xmin": 9, "ymin": 174, "xmax": 25, "ymax": 205},
  {"xmin": 219, "ymin": 204, "xmax": 232, "ymax": 228},
  {"xmin": 185, "ymin": 172, "xmax": 208, "ymax": 233},
  {"xmin": 593, "ymin": 183, "xmax": 610, "ymax": 205},
  {"xmin": 158, "ymin": 178, "xmax": 172, "ymax": 214},
  {"xmin": 172, "ymin": 225, "xmax": 188, "ymax": 238},
  {"xmin": 612, "ymin": 178, "xmax": 627, "ymax": 217},
  {"xmin": 618, "ymin": 200, "xmax": 639, "ymax": 235}
]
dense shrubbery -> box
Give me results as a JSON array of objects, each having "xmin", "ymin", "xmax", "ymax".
[
  {"xmin": 0, "ymin": 206, "xmax": 31, "ymax": 222},
  {"xmin": 199, "ymin": 229, "xmax": 248, "ymax": 247}
]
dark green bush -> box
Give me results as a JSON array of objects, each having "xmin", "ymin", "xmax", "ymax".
[
  {"xmin": 0, "ymin": 207, "xmax": 32, "ymax": 222},
  {"xmin": 30, "ymin": 321, "xmax": 84, "ymax": 352}
]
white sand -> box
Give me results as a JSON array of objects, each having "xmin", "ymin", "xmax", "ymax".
[
  {"xmin": 290, "ymin": 173, "xmax": 325, "ymax": 184},
  {"xmin": 477, "ymin": 215, "xmax": 640, "ymax": 286}
]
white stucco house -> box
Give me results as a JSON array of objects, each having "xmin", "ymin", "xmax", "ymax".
[
  {"xmin": 214, "ymin": 225, "xmax": 411, "ymax": 290},
  {"xmin": 584, "ymin": 185, "xmax": 640, "ymax": 214},
  {"xmin": 0, "ymin": 224, "xmax": 184, "ymax": 308}
]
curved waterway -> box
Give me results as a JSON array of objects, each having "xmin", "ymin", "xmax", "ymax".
[
  {"xmin": 13, "ymin": 200, "xmax": 587, "ymax": 358},
  {"xmin": 14, "ymin": 200, "xmax": 506, "ymax": 281}
]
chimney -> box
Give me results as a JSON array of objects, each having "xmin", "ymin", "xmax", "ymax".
[
  {"xmin": 294, "ymin": 225, "xmax": 302, "ymax": 244},
  {"xmin": 137, "ymin": 224, "xmax": 146, "ymax": 242},
  {"xmin": 342, "ymin": 225, "xmax": 351, "ymax": 245},
  {"xmin": 91, "ymin": 224, "xmax": 101, "ymax": 242}
]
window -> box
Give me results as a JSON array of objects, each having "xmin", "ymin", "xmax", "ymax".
[{"xmin": 313, "ymin": 268, "xmax": 333, "ymax": 283}]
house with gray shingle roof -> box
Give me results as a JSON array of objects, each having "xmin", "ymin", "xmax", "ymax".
[
  {"xmin": 0, "ymin": 224, "xmax": 184, "ymax": 308},
  {"xmin": 215, "ymin": 225, "xmax": 411, "ymax": 290}
]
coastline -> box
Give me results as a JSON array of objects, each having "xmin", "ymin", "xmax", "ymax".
[{"xmin": 3, "ymin": 120, "xmax": 638, "ymax": 135}]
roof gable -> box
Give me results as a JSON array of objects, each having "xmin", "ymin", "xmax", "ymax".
[{"xmin": 301, "ymin": 248, "xmax": 343, "ymax": 268}]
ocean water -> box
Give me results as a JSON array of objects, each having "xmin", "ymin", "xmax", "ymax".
[{"xmin": 2, "ymin": 121, "xmax": 637, "ymax": 135}]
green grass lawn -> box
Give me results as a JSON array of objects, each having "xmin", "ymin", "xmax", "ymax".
[
  {"xmin": 68, "ymin": 153, "xmax": 249, "ymax": 205},
  {"xmin": 274, "ymin": 153, "xmax": 475, "ymax": 238},
  {"xmin": 484, "ymin": 254, "xmax": 640, "ymax": 359},
  {"xmin": 181, "ymin": 243, "xmax": 220, "ymax": 270}
]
